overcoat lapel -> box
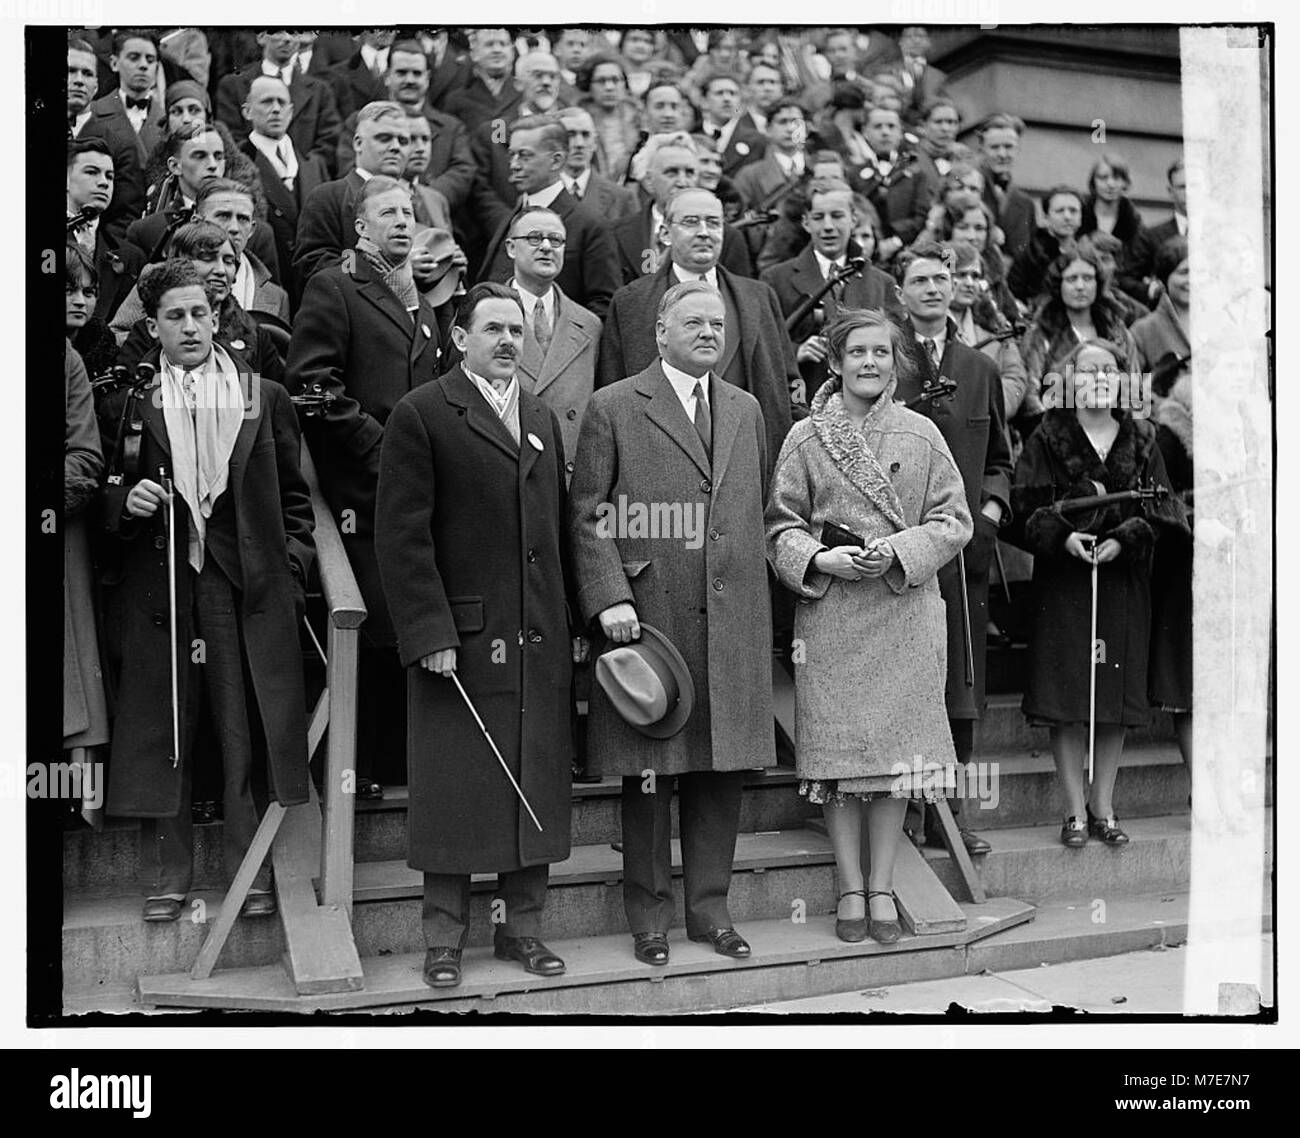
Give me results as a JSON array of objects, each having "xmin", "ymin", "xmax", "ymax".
[
  {"xmin": 636, "ymin": 363, "xmax": 711, "ymax": 478},
  {"xmin": 706, "ymin": 375, "xmax": 744, "ymax": 493},
  {"xmin": 443, "ymin": 365, "xmax": 520, "ymax": 462}
]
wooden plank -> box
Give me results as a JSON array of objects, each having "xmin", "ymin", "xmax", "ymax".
[
  {"xmin": 299, "ymin": 444, "xmax": 367, "ymax": 628},
  {"xmin": 190, "ymin": 802, "xmax": 285, "ymax": 980},
  {"xmin": 891, "ymin": 835, "xmax": 967, "ymax": 936},
  {"xmin": 931, "ymin": 796, "xmax": 987, "ymax": 903},
  {"xmin": 272, "ymin": 782, "xmax": 364, "ymax": 995},
  {"xmin": 138, "ymin": 899, "xmax": 1036, "ymax": 1013},
  {"xmin": 307, "ymin": 689, "xmax": 329, "ymax": 760},
  {"xmin": 771, "ymin": 655, "xmax": 796, "ymax": 748},
  {"xmin": 320, "ymin": 624, "xmax": 358, "ymax": 914}
]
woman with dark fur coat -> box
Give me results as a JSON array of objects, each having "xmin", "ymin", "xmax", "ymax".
[{"xmin": 1007, "ymin": 338, "xmax": 1187, "ymax": 848}]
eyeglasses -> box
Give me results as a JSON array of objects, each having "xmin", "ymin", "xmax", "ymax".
[
  {"xmin": 515, "ymin": 231, "xmax": 567, "ymax": 247},
  {"xmin": 670, "ymin": 215, "xmax": 724, "ymax": 232}
]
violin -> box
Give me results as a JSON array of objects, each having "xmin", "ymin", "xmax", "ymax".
[
  {"xmin": 784, "ymin": 256, "xmax": 867, "ymax": 334},
  {"xmin": 100, "ymin": 363, "xmax": 158, "ymax": 487},
  {"xmin": 289, "ymin": 385, "xmax": 337, "ymax": 418},
  {"xmin": 67, "ymin": 206, "xmax": 99, "ymax": 237},
  {"xmin": 1050, "ymin": 481, "xmax": 1170, "ymax": 533}
]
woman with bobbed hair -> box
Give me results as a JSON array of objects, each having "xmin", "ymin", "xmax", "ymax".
[
  {"xmin": 1130, "ymin": 235, "xmax": 1191, "ymax": 396},
  {"xmin": 1080, "ymin": 151, "xmax": 1149, "ymax": 304},
  {"xmin": 929, "ymin": 190, "xmax": 1019, "ymax": 322},
  {"xmin": 766, "ymin": 309, "xmax": 972, "ymax": 944},
  {"xmin": 65, "ymin": 242, "xmax": 120, "ymax": 380},
  {"xmin": 576, "ymin": 53, "xmax": 642, "ymax": 183},
  {"xmin": 1020, "ymin": 245, "xmax": 1139, "ymax": 416}
]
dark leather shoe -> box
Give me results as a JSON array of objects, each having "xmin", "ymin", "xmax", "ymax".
[
  {"xmin": 688, "ymin": 927, "xmax": 751, "ymax": 958},
  {"xmin": 835, "ymin": 890, "xmax": 868, "ymax": 943},
  {"xmin": 356, "ymin": 777, "xmax": 384, "ymax": 800},
  {"xmin": 423, "ymin": 946, "xmax": 463, "ymax": 988},
  {"xmin": 632, "ymin": 932, "xmax": 670, "ymax": 966},
  {"xmin": 926, "ymin": 826, "xmax": 992, "ymax": 856},
  {"xmin": 142, "ymin": 897, "xmax": 182, "ymax": 922},
  {"xmin": 240, "ymin": 891, "xmax": 277, "ymax": 919},
  {"xmin": 494, "ymin": 935, "xmax": 566, "ymax": 976}
]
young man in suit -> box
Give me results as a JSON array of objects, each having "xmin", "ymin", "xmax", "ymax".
[
  {"xmin": 91, "ymin": 30, "xmax": 166, "ymax": 165},
  {"xmin": 287, "ymin": 176, "xmax": 448, "ymax": 798},
  {"xmin": 979, "ymin": 113, "xmax": 1039, "ymax": 264},
  {"xmin": 95, "ymin": 260, "xmax": 313, "ymax": 923},
  {"xmin": 67, "ymin": 139, "xmax": 144, "ymax": 322},
  {"xmin": 375, "ymin": 283, "xmax": 579, "ymax": 989},
  {"xmin": 858, "ymin": 105, "xmax": 936, "ymax": 265},
  {"xmin": 557, "ymin": 107, "xmax": 638, "ymax": 221},
  {"xmin": 697, "ymin": 71, "xmax": 767, "ymax": 179},
  {"xmin": 70, "ymin": 36, "xmax": 146, "ymax": 232},
  {"xmin": 761, "ymin": 180, "xmax": 898, "ymax": 395},
  {"xmin": 216, "ymin": 30, "xmax": 341, "ymax": 175},
  {"xmin": 195, "ymin": 178, "xmax": 289, "ymax": 322},
  {"xmin": 891, "ymin": 240, "xmax": 1013, "ymax": 855},
  {"xmin": 239, "ymin": 75, "xmax": 331, "ymax": 308},
  {"xmin": 610, "ymin": 134, "xmax": 754, "ymax": 286},
  {"xmin": 600, "ymin": 188, "xmax": 801, "ymax": 470},
  {"xmin": 325, "ymin": 30, "xmax": 393, "ymax": 121},
  {"xmin": 1128, "ymin": 157, "xmax": 1187, "ymax": 304},
  {"xmin": 732, "ymin": 99, "xmax": 813, "ymax": 261},
  {"xmin": 334, "ymin": 38, "xmax": 476, "ymax": 212},
  {"xmin": 477, "ymin": 115, "xmax": 620, "ymax": 320},
  {"xmin": 570, "ymin": 280, "xmax": 776, "ymax": 966}
]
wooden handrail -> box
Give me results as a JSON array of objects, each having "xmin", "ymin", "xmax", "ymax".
[{"xmin": 299, "ymin": 444, "xmax": 367, "ymax": 630}]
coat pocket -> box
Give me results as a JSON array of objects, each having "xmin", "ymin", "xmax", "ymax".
[
  {"xmin": 967, "ymin": 414, "xmax": 991, "ymax": 427},
  {"xmin": 621, "ymin": 560, "xmax": 651, "ymax": 579},
  {"xmin": 447, "ymin": 595, "xmax": 485, "ymax": 633}
]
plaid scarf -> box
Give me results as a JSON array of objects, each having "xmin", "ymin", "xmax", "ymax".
[{"xmin": 356, "ymin": 235, "xmax": 418, "ymax": 317}]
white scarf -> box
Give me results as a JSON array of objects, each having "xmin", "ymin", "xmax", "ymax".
[{"xmin": 160, "ymin": 346, "xmax": 246, "ymax": 571}]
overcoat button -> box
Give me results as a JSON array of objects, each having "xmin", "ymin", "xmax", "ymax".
[
  {"xmin": 709, "ymin": 529, "xmax": 720, "ymax": 541},
  {"xmin": 151, "ymin": 613, "xmax": 165, "ymax": 626},
  {"xmin": 713, "ymin": 578, "xmax": 723, "ymax": 591},
  {"xmin": 566, "ymin": 409, "xmax": 577, "ymax": 420},
  {"xmin": 527, "ymin": 549, "xmax": 537, "ymax": 562},
  {"xmin": 566, "ymin": 461, "xmax": 574, "ymax": 473},
  {"xmin": 528, "ymin": 629, "xmax": 543, "ymax": 643},
  {"xmin": 700, "ymin": 479, "xmax": 711, "ymax": 493},
  {"xmin": 153, "ymin": 535, "xmax": 166, "ymax": 550}
]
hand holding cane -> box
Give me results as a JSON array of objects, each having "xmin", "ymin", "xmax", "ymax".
[
  {"xmin": 448, "ymin": 672, "xmax": 544, "ymax": 833},
  {"xmin": 159, "ymin": 465, "xmax": 181, "ymax": 769}
]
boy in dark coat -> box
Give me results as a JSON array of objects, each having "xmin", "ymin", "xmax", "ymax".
[{"xmin": 95, "ymin": 261, "xmax": 314, "ymax": 922}]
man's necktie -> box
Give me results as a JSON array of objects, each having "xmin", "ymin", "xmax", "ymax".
[
  {"xmin": 924, "ymin": 337, "xmax": 940, "ymax": 370},
  {"xmin": 533, "ymin": 298, "xmax": 552, "ymax": 356},
  {"xmin": 692, "ymin": 381, "xmax": 711, "ymax": 459},
  {"xmin": 277, "ymin": 140, "xmax": 294, "ymax": 190}
]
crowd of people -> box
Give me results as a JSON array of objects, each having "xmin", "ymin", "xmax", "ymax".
[{"xmin": 64, "ymin": 26, "xmax": 1194, "ymax": 987}]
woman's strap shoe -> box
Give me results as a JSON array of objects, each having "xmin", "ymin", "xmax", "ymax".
[
  {"xmin": 632, "ymin": 932, "xmax": 670, "ymax": 966},
  {"xmin": 1087, "ymin": 809, "xmax": 1130, "ymax": 845},
  {"xmin": 423, "ymin": 946, "xmax": 463, "ymax": 988},
  {"xmin": 867, "ymin": 891, "xmax": 902, "ymax": 945},
  {"xmin": 1061, "ymin": 816, "xmax": 1089, "ymax": 848},
  {"xmin": 836, "ymin": 889, "xmax": 868, "ymax": 943}
]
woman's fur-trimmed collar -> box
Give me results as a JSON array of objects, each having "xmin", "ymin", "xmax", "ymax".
[
  {"xmin": 1037, "ymin": 407, "xmax": 1149, "ymax": 489},
  {"xmin": 808, "ymin": 378, "xmax": 907, "ymax": 530}
]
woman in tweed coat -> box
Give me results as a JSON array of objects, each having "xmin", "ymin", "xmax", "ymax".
[{"xmin": 766, "ymin": 310, "xmax": 972, "ymax": 942}]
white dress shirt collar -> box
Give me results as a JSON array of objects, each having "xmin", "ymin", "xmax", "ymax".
[
  {"xmin": 522, "ymin": 179, "xmax": 565, "ymax": 209},
  {"xmin": 773, "ymin": 150, "xmax": 805, "ymax": 178},
  {"xmin": 249, "ymin": 131, "xmax": 298, "ymax": 180},
  {"xmin": 511, "ymin": 278, "xmax": 554, "ymax": 323},
  {"xmin": 566, "ymin": 168, "xmax": 592, "ymax": 198},
  {"xmin": 261, "ymin": 58, "xmax": 295, "ymax": 86},
  {"xmin": 360, "ymin": 43, "xmax": 389, "ymax": 76},
  {"xmin": 915, "ymin": 325, "xmax": 948, "ymax": 361},
  {"xmin": 671, "ymin": 263, "xmax": 718, "ymax": 289},
  {"xmin": 660, "ymin": 360, "xmax": 711, "ymax": 419},
  {"xmin": 812, "ymin": 249, "xmax": 846, "ymax": 279}
]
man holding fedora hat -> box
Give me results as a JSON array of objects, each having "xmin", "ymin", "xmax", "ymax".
[
  {"xmin": 287, "ymin": 174, "xmax": 459, "ymax": 799},
  {"xmin": 375, "ymin": 282, "xmax": 581, "ymax": 989},
  {"xmin": 569, "ymin": 279, "xmax": 777, "ymax": 967}
]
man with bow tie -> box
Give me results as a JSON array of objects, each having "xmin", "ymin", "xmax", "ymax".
[
  {"xmin": 890, "ymin": 240, "xmax": 1012, "ymax": 856},
  {"xmin": 856, "ymin": 105, "xmax": 936, "ymax": 265},
  {"xmin": 287, "ymin": 176, "xmax": 448, "ymax": 800},
  {"xmin": 94, "ymin": 260, "xmax": 314, "ymax": 924},
  {"xmin": 88, "ymin": 30, "xmax": 167, "ymax": 165},
  {"xmin": 70, "ymin": 36, "xmax": 147, "ymax": 232},
  {"xmin": 374, "ymin": 282, "xmax": 580, "ymax": 989},
  {"xmin": 697, "ymin": 71, "xmax": 767, "ymax": 180},
  {"xmin": 978, "ymin": 113, "xmax": 1039, "ymax": 264}
]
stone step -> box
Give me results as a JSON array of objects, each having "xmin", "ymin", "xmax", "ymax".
[
  {"xmin": 125, "ymin": 889, "xmax": 1274, "ymax": 1016},
  {"xmin": 65, "ymin": 813, "xmax": 1225, "ymax": 987}
]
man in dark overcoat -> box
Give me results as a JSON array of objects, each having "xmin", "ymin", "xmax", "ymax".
[
  {"xmin": 375, "ymin": 283, "xmax": 578, "ymax": 990},
  {"xmin": 891, "ymin": 241, "xmax": 1013, "ymax": 854},
  {"xmin": 286, "ymin": 175, "xmax": 446, "ymax": 796},
  {"xmin": 95, "ymin": 261, "xmax": 314, "ymax": 922},
  {"xmin": 598, "ymin": 188, "xmax": 803, "ymax": 477},
  {"xmin": 570, "ymin": 280, "xmax": 776, "ymax": 967}
]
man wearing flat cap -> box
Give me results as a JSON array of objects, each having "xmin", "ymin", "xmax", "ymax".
[{"xmin": 569, "ymin": 279, "xmax": 776, "ymax": 967}]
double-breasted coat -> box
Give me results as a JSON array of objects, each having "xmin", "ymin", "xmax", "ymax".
[
  {"xmin": 767, "ymin": 379, "xmax": 972, "ymax": 784},
  {"xmin": 374, "ymin": 365, "xmax": 575, "ymax": 874},
  {"xmin": 286, "ymin": 255, "xmax": 444, "ymax": 647},
  {"xmin": 569, "ymin": 361, "xmax": 777, "ymax": 778},
  {"xmin": 94, "ymin": 347, "xmax": 315, "ymax": 816},
  {"xmin": 894, "ymin": 317, "xmax": 1013, "ymax": 720},
  {"xmin": 1006, "ymin": 409, "xmax": 1188, "ymax": 726}
]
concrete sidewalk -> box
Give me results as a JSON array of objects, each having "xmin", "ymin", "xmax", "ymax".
[{"xmin": 741, "ymin": 935, "xmax": 1274, "ymax": 1015}]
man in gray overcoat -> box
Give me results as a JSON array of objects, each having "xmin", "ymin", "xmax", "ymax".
[{"xmin": 569, "ymin": 280, "xmax": 776, "ymax": 966}]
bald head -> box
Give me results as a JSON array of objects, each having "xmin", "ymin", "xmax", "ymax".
[{"xmin": 243, "ymin": 75, "xmax": 293, "ymax": 139}]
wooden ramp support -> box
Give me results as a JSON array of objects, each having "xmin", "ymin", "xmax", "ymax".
[{"xmin": 146, "ymin": 442, "xmax": 368, "ymax": 997}]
